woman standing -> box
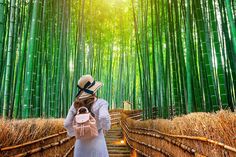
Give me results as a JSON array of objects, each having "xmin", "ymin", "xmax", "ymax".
[{"xmin": 64, "ymin": 75, "xmax": 111, "ymax": 157}]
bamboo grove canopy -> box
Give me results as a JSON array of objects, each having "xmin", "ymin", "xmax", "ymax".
[{"xmin": 0, "ymin": 0, "xmax": 235, "ymax": 119}]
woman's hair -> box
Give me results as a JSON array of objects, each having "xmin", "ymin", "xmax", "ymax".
[{"xmin": 74, "ymin": 94, "xmax": 96, "ymax": 116}]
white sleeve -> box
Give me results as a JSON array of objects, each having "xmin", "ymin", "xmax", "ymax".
[
  {"xmin": 64, "ymin": 103, "xmax": 76, "ymax": 137},
  {"xmin": 98, "ymin": 101, "xmax": 111, "ymax": 131}
]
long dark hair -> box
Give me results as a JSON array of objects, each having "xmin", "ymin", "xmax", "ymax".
[{"xmin": 74, "ymin": 94, "xmax": 96, "ymax": 116}]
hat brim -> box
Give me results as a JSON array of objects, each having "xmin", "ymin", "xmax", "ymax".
[{"xmin": 78, "ymin": 81, "xmax": 103, "ymax": 99}]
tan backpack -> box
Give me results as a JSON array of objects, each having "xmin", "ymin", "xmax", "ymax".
[{"xmin": 73, "ymin": 107, "xmax": 98, "ymax": 139}]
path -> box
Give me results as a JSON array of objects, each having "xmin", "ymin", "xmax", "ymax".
[{"xmin": 106, "ymin": 126, "xmax": 131, "ymax": 157}]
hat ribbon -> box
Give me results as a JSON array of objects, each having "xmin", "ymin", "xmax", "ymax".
[{"xmin": 76, "ymin": 81, "xmax": 96, "ymax": 97}]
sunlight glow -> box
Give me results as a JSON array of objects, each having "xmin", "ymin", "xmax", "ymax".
[{"xmin": 70, "ymin": 60, "xmax": 74, "ymax": 72}]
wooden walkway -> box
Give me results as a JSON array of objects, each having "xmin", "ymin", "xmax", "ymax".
[{"xmin": 106, "ymin": 126, "xmax": 130, "ymax": 157}]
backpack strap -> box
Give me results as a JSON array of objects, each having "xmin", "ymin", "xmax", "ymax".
[{"xmin": 76, "ymin": 106, "xmax": 89, "ymax": 115}]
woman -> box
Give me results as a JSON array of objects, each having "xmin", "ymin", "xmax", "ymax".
[{"xmin": 64, "ymin": 75, "xmax": 111, "ymax": 157}]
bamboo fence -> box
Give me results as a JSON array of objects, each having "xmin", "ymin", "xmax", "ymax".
[
  {"xmin": 0, "ymin": 110, "xmax": 123, "ymax": 157},
  {"xmin": 121, "ymin": 110, "xmax": 236, "ymax": 157},
  {"xmin": 1, "ymin": 110, "xmax": 233, "ymax": 157}
]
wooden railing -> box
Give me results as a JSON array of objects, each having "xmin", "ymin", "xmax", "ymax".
[
  {"xmin": 2, "ymin": 109, "xmax": 235, "ymax": 157},
  {"xmin": 110, "ymin": 109, "xmax": 142, "ymax": 126},
  {"xmin": 120, "ymin": 110, "xmax": 236, "ymax": 157},
  {"xmin": 0, "ymin": 131, "xmax": 67, "ymax": 151},
  {"xmin": 0, "ymin": 130, "xmax": 73, "ymax": 157},
  {"xmin": 0, "ymin": 110, "xmax": 127, "ymax": 157}
]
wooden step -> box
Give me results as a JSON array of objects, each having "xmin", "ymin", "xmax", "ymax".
[
  {"xmin": 106, "ymin": 138, "xmax": 123, "ymax": 140},
  {"xmin": 109, "ymin": 150, "xmax": 130, "ymax": 153},
  {"xmin": 109, "ymin": 154, "xmax": 130, "ymax": 157},
  {"xmin": 106, "ymin": 134, "xmax": 122, "ymax": 137},
  {"xmin": 108, "ymin": 147, "xmax": 129, "ymax": 151},
  {"xmin": 107, "ymin": 144, "xmax": 128, "ymax": 147},
  {"xmin": 105, "ymin": 127, "xmax": 130, "ymax": 157},
  {"xmin": 106, "ymin": 132, "xmax": 122, "ymax": 134}
]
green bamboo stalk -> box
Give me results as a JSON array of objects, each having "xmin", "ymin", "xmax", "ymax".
[
  {"xmin": 9, "ymin": 0, "xmax": 23, "ymax": 118},
  {"xmin": 154, "ymin": 0, "xmax": 164, "ymax": 117},
  {"xmin": 132, "ymin": 43, "xmax": 137, "ymax": 110},
  {"xmin": 22, "ymin": 0, "xmax": 39, "ymax": 118},
  {"xmin": 48, "ymin": 1, "xmax": 54, "ymax": 117},
  {"xmin": 131, "ymin": 0, "xmax": 144, "ymax": 115},
  {"xmin": 186, "ymin": 0, "xmax": 193, "ymax": 113},
  {"xmin": 0, "ymin": 0, "xmax": 5, "ymax": 77},
  {"xmin": 13, "ymin": 0, "xmax": 32, "ymax": 118},
  {"xmin": 167, "ymin": 0, "xmax": 186, "ymax": 115},
  {"xmin": 0, "ymin": 0, "xmax": 6, "ymax": 116},
  {"xmin": 40, "ymin": 0, "xmax": 47, "ymax": 117},
  {"xmin": 150, "ymin": 0, "xmax": 157, "ymax": 115},
  {"xmin": 164, "ymin": 1, "xmax": 171, "ymax": 115},
  {"xmin": 34, "ymin": 0, "xmax": 44, "ymax": 117},
  {"xmin": 190, "ymin": 18, "xmax": 203, "ymax": 112},
  {"xmin": 3, "ymin": 0, "xmax": 16, "ymax": 119},
  {"xmin": 218, "ymin": 0, "xmax": 236, "ymax": 110},
  {"xmin": 208, "ymin": 0, "xmax": 228, "ymax": 110},
  {"xmin": 193, "ymin": 0, "xmax": 217, "ymax": 112},
  {"xmin": 225, "ymin": 0, "xmax": 236, "ymax": 55},
  {"xmin": 108, "ymin": 43, "xmax": 113, "ymax": 106},
  {"xmin": 55, "ymin": 0, "xmax": 66, "ymax": 117}
]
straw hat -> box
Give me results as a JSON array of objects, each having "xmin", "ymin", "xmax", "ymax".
[{"xmin": 75, "ymin": 75, "xmax": 103, "ymax": 99}]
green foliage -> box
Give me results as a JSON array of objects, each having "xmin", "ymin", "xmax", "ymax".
[{"xmin": 0, "ymin": 0, "xmax": 235, "ymax": 119}]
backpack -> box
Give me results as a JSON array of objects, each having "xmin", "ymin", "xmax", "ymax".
[{"xmin": 73, "ymin": 106, "xmax": 98, "ymax": 139}]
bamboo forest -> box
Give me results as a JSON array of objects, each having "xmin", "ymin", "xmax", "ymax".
[{"xmin": 0, "ymin": 0, "xmax": 236, "ymax": 157}]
